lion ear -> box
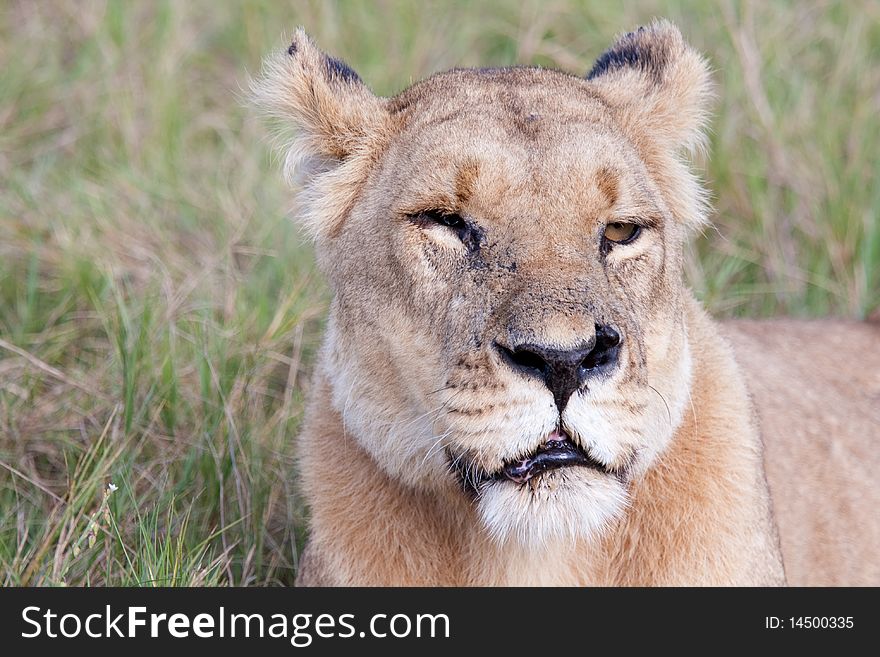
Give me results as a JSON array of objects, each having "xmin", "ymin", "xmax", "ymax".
[
  {"xmin": 250, "ymin": 29, "xmax": 389, "ymax": 238},
  {"xmin": 587, "ymin": 21, "xmax": 712, "ymax": 155}
]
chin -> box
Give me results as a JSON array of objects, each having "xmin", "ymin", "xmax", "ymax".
[{"xmin": 475, "ymin": 468, "xmax": 629, "ymax": 549}]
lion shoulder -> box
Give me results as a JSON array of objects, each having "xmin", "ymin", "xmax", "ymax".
[{"xmin": 722, "ymin": 319, "xmax": 880, "ymax": 585}]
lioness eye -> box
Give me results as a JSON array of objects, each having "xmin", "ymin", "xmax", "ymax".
[
  {"xmin": 603, "ymin": 221, "xmax": 640, "ymax": 245},
  {"xmin": 409, "ymin": 209, "xmax": 482, "ymax": 253},
  {"xmin": 421, "ymin": 210, "xmax": 467, "ymax": 231}
]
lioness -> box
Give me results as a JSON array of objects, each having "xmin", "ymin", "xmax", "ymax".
[{"xmin": 253, "ymin": 21, "xmax": 880, "ymax": 585}]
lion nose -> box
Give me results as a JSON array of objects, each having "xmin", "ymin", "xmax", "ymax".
[{"xmin": 495, "ymin": 325, "xmax": 621, "ymax": 412}]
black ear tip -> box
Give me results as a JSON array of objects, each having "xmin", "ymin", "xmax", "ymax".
[
  {"xmin": 324, "ymin": 55, "xmax": 362, "ymax": 84},
  {"xmin": 284, "ymin": 29, "xmax": 362, "ymax": 83},
  {"xmin": 586, "ymin": 32, "xmax": 640, "ymax": 80},
  {"xmin": 586, "ymin": 23, "xmax": 675, "ymax": 82}
]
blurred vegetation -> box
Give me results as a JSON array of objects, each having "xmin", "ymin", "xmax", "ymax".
[{"xmin": 0, "ymin": 0, "xmax": 877, "ymax": 585}]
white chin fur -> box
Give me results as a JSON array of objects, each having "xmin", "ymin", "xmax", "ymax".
[{"xmin": 476, "ymin": 469, "xmax": 628, "ymax": 549}]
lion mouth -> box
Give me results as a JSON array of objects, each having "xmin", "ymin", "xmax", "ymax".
[
  {"xmin": 449, "ymin": 428, "xmax": 609, "ymax": 495},
  {"xmin": 500, "ymin": 430, "xmax": 599, "ymax": 484}
]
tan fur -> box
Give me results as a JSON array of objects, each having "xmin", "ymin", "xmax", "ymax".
[
  {"xmin": 723, "ymin": 320, "xmax": 880, "ymax": 586},
  {"xmin": 252, "ymin": 22, "xmax": 879, "ymax": 586}
]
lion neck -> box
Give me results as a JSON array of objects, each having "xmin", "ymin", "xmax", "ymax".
[{"xmin": 297, "ymin": 297, "xmax": 785, "ymax": 585}]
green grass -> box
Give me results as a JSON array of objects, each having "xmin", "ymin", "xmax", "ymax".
[{"xmin": 1, "ymin": 0, "xmax": 878, "ymax": 586}]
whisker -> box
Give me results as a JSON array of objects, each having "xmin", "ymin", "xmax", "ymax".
[
  {"xmin": 648, "ymin": 384, "xmax": 671, "ymax": 426},
  {"xmin": 686, "ymin": 384, "xmax": 698, "ymax": 435},
  {"xmin": 427, "ymin": 384, "xmax": 458, "ymax": 396},
  {"xmin": 419, "ymin": 428, "xmax": 454, "ymax": 469}
]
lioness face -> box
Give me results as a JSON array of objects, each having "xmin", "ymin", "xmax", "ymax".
[{"xmin": 255, "ymin": 22, "xmax": 711, "ymax": 546}]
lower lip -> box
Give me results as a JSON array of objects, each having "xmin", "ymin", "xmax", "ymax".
[{"xmin": 499, "ymin": 438, "xmax": 601, "ymax": 484}]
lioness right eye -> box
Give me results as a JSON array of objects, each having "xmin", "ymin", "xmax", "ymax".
[
  {"xmin": 409, "ymin": 210, "xmax": 483, "ymax": 253},
  {"xmin": 419, "ymin": 210, "xmax": 467, "ymax": 232}
]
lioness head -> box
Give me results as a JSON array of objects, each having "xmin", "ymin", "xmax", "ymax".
[{"xmin": 253, "ymin": 21, "xmax": 712, "ymax": 547}]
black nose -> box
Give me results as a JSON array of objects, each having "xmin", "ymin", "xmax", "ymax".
[{"xmin": 496, "ymin": 325, "xmax": 621, "ymax": 412}]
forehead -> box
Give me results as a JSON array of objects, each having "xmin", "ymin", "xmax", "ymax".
[
  {"xmin": 383, "ymin": 68, "xmax": 654, "ymax": 219},
  {"xmin": 389, "ymin": 66, "xmax": 610, "ymax": 124}
]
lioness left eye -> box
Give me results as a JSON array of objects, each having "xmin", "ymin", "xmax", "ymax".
[{"xmin": 603, "ymin": 221, "xmax": 641, "ymax": 245}]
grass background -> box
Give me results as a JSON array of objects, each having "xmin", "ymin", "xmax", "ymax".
[{"xmin": 1, "ymin": 0, "xmax": 878, "ymax": 586}]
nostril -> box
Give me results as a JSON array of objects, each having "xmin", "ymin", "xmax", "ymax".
[
  {"xmin": 581, "ymin": 324, "xmax": 622, "ymax": 371},
  {"xmin": 495, "ymin": 342, "xmax": 547, "ymax": 376},
  {"xmin": 510, "ymin": 348, "xmax": 547, "ymax": 373},
  {"xmin": 601, "ymin": 325, "xmax": 621, "ymax": 347},
  {"xmin": 579, "ymin": 352, "xmax": 600, "ymax": 371}
]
